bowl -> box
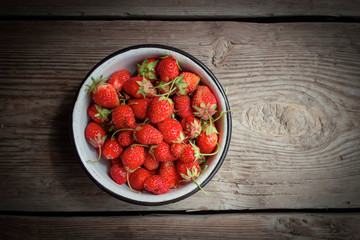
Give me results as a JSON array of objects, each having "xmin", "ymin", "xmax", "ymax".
[{"xmin": 71, "ymin": 44, "xmax": 232, "ymax": 205}]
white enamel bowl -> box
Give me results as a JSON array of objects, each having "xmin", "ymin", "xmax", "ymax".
[{"xmin": 71, "ymin": 44, "xmax": 232, "ymax": 205}]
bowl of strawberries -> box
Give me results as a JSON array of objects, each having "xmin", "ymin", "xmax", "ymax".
[{"xmin": 71, "ymin": 44, "xmax": 231, "ymax": 205}]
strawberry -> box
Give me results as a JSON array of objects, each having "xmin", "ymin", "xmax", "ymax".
[
  {"xmin": 129, "ymin": 167, "xmax": 151, "ymax": 191},
  {"xmin": 87, "ymin": 104, "xmax": 112, "ymax": 124},
  {"xmin": 156, "ymin": 56, "xmax": 179, "ymax": 82},
  {"xmin": 177, "ymin": 160, "xmax": 211, "ymax": 196},
  {"xmin": 150, "ymin": 141, "xmax": 177, "ymax": 162},
  {"xmin": 134, "ymin": 124, "xmax": 163, "ymax": 145},
  {"xmin": 111, "ymin": 105, "xmax": 136, "ymax": 129},
  {"xmin": 177, "ymin": 160, "xmax": 200, "ymax": 181},
  {"xmin": 158, "ymin": 162, "xmax": 181, "ymax": 188},
  {"xmin": 110, "ymin": 164, "xmax": 128, "ymax": 185},
  {"xmin": 128, "ymin": 98, "xmax": 151, "ymax": 120},
  {"xmin": 175, "ymin": 72, "xmax": 200, "ymax": 95},
  {"xmin": 101, "ymin": 138, "xmax": 123, "ymax": 160},
  {"xmin": 170, "ymin": 143, "xmax": 185, "ymax": 158},
  {"xmin": 144, "ymin": 175, "xmax": 170, "ymax": 195},
  {"xmin": 85, "ymin": 122, "xmax": 106, "ymax": 149},
  {"xmin": 179, "ymin": 141, "xmax": 219, "ymax": 163},
  {"xmin": 144, "ymin": 149, "xmax": 159, "ymax": 171},
  {"xmin": 196, "ymin": 123, "xmax": 218, "ymax": 154},
  {"xmin": 192, "ymin": 86, "xmax": 217, "ymax": 120},
  {"xmin": 181, "ymin": 116, "xmax": 201, "ymax": 139},
  {"xmin": 108, "ymin": 69, "xmax": 131, "ymax": 92},
  {"xmin": 157, "ymin": 118, "xmax": 185, "ymax": 144},
  {"xmin": 86, "ymin": 76, "xmax": 119, "ymax": 109},
  {"xmin": 178, "ymin": 143, "xmax": 198, "ymax": 163},
  {"xmin": 120, "ymin": 144, "xmax": 145, "ymax": 172},
  {"xmin": 148, "ymin": 96, "xmax": 174, "ymax": 124},
  {"xmin": 173, "ymin": 94, "xmax": 194, "ymax": 119},
  {"xmin": 123, "ymin": 76, "xmax": 156, "ymax": 98},
  {"xmin": 137, "ymin": 58, "xmax": 158, "ymax": 82},
  {"xmin": 117, "ymin": 129, "xmax": 135, "ymax": 147}
]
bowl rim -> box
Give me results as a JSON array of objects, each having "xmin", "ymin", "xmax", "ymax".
[{"xmin": 70, "ymin": 44, "xmax": 232, "ymax": 205}]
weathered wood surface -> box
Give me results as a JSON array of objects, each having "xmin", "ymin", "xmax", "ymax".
[
  {"xmin": 0, "ymin": 21, "xmax": 359, "ymax": 211},
  {"xmin": 1, "ymin": 0, "xmax": 360, "ymax": 18},
  {"xmin": 0, "ymin": 213, "xmax": 359, "ymax": 239}
]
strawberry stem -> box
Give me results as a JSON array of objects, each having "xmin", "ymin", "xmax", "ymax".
[
  {"xmin": 200, "ymin": 143, "xmax": 220, "ymax": 156},
  {"xmin": 166, "ymin": 78, "xmax": 177, "ymax": 98},
  {"xmin": 130, "ymin": 143, "xmax": 150, "ymax": 149},
  {"xmin": 111, "ymin": 128, "xmax": 134, "ymax": 140},
  {"xmin": 192, "ymin": 176, "xmax": 211, "ymax": 197},
  {"xmin": 213, "ymin": 109, "xmax": 237, "ymax": 123},
  {"xmin": 88, "ymin": 146, "xmax": 102, "ymax": 163},
  {"xmin": 151, "ymin": 81, "xmax": 173, "ymax": 88},
  {"xmin": 127, "ymin": 172, "xmax": 140, "ymax": 194}
]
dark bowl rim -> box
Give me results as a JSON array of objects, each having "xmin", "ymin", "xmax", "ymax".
[{"xmin": 70, "ymin": 44, "xmax": 232, "ymax": 206}]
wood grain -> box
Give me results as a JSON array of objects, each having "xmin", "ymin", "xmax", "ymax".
[
  {"xmin": 0, "ymin": 0, "xmax": 360, "ymax": 18},
  {"xmin": 0, "ymin": 213, "xmax": 359, "ymax": 239},
  {"xmin": 0, "ymin": 21, "xmax": 359, "ymax": 211}
]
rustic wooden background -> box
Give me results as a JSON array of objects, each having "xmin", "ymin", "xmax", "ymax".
[{"xmin": 0, "ymin": 1, "xmax": 359, "ymax": 239}]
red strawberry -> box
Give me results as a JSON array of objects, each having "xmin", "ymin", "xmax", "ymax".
[
  {"xmin": 120, "ymin": 144, "xmax": 145, "ymax": 172},
  {"xmin": 181, "ymin": 117, "xmax": 201, "ymax": 139},
  {"xmin": 128, "ymin": 98, "xmax": 151, "ymax": 120},
  {"xmin": 101, "ymin": 138, "xmax": 123, "ymax": 160},
  {"xmin": 176, "ymin": 161, "xmax": 211, "ymax": 196},
  {"xmin": 179, "ymin": 141, "xmax": 218, "ymax": 163},
  {"xmin": 156, "ymin": 56, "xmax": 179, "ymax": 82},
  {"xmin": 176, "ymin": 72, "xmax": 200, "ymax": 95},
  {"xmin": 134, "ymin": 124, "xmax": 163, "ymax": 145},
  {"xmin": 148, "ymin": 96, "xmax": 174, "ymax": 124},
  {"xmin": 157, "ymin": 118, "xmax": 185, "ymax": 144},
  {"xmin": 176, "ymin": 160, "xmax": 211, "ymax": 196},
  {"xmin": 170, "ymin": 143, "xmax": 185, "ymax": 158},
  {"xmin": 108, "ymin": 69, "xmax": 131, "ymax": 92},
  {"xmin": 117, "ymin": 129, "xmax": 135, "ymax": 147},
  {"xmin": 196, "ymin": 123, "xmax": 218, "ymax": 154},
  {"xmin": 173, "ymin": 94, "xmax": 194, "ymax": 119},
  {"xmin": 177, "ymin": 160, "xmax": 200, "ymax": 182},
  {"xmin": 111, "ymin": 105, "xmax": 136, "ymax": 129},
  {"xmin": 87, "ymin": 104, "xmax": 112, "ymax": 124},
  {"xmin": 150, "ymin": 141, "xmax": 177, "ymax": 162},
  {"xmin": 158, "ymin": 162, "xmax": 181, "ymax": 188},
  {"xmin": 85, "ymin": 122, "xmax": 106, "ymax": 149},
  {"xmin": 192, "ymin": 86, "xmax": 217, "ymax": 120},
  {"xmin": 87, "ymin": 76, "xmax": 119, "ymax": 109},
  {"xmin": 129, "ymin": 168, "xmax": 151, "ymax": 191},
  {"xmin": 123, "ymin": 76, "xmax": 156, "ymax": 98},
  {"xmin": 178, "ymin": 143, "xmax": 199, "ymax": 163},
  {"xmin": 110, "ymin": 164, "xmax": 129, "ymax": 185},
  {"xmin": 144, "ymin": 149, "xmax": 159, "ymax": 171},
  {"xmin": 137, "ymin": 59, "xmax": 158, "ymax": 82},
  {"xmin": 144, "ymin": 175, "xmax": 170, "ymax": 195}
]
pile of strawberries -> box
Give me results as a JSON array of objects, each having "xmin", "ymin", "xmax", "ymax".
[{"xmin": 84, "ymin": 56, "xmax": 223, "ymax": 195}]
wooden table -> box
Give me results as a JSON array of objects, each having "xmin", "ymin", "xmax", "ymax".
[{"xmin": 1, "ymin": 1, "xmax": 360, "ymax": 239}]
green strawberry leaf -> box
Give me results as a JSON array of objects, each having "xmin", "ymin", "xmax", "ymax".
[
  {"xmin": 180, "ymin": 173, "xmax": 191, "ymax": 180},
  {"xmin": 147, "ymin": 60, "xmax": 158, "ymax": 69},
  {"xmin": 186, "ymin": 168, "xmax": 192, "ymax": 177},
  {"xmin": 175, "ymin": 76, "xmax": 190, "ymax": 95},
  {"xmin": 148, "ymin": 72, "xmax": 157, "ymax": 80}
]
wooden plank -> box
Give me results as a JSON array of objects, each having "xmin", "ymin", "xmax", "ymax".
[
  {"xmin": 0, "ymin": 213, "xmax": 359, "ymax": 239},
  {"xmin": 0, "ymin": 0, "xmax": 360, "ymax": 18},
  {"xmin": 0, "ymin": 21, "xmax": 359, "ymax": 211}
]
